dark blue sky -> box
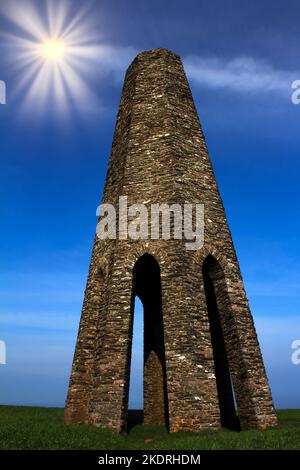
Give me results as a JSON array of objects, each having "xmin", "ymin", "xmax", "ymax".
[{"xmin": 0, "ymin": 0, "xmax": 299, "ymax": 409}]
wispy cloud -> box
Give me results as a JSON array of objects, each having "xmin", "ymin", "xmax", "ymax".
[
  {"xmin": 0, "ymin": 311, "xmax": 78, "ymax": 331},
  {"xmin": 184, "ymin": 55, "xmax": 298, "ymax": 95},
  {"xmin": 256, "ymin": 315, "xmax": 300, "ymax": 339},
  {"xmin": 93, "ymin": 45, "xmax": 137, "ymax": 80},
  {"xmin": 247, "ymin": 281, "xmax": 300, "ymax": 297}
]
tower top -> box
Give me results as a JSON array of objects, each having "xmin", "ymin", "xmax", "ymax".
[
  {"xmin": 127, "ymin": 48, "xmax": 181, "ymax": 71},
  {"xmin": 135, "ymin": 47, "xmax": 180, "ymax": 58}
]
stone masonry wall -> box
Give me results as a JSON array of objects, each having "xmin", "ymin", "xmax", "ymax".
[{"xmin": 65, "ymin": 48, "xmax": 277, "ymax": 432}]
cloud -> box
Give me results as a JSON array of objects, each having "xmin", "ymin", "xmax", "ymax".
[
  {"xmin": 184, "ymin": 55, "xmax": 299, "ymax": 95},
  {"xmin": 94, "ymin": 45, "xmax": 137, "ymax": 80},
  {"xmin": 247, "ymin": 281, "xmax": 300, "ymax": 297},
  {"xmin": 0, "ymin": 311, "xmax": 78, "ymax": 331},
  {"xmin": 255, "ymin": 315, "xmax": 300, "ymax": 340}
]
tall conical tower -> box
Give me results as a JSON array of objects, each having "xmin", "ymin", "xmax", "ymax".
[{"xmin": 65, "ymin": 48, "xmax": 277, "ymax": 432}]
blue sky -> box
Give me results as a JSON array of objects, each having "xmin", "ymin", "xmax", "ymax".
[{"xmin": 0, "ymin": 0, "xmax": 299, "ymax": 410}]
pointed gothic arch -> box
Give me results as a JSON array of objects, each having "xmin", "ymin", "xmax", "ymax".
[
  {"xmin": 202, "ymin": 254, "xmax": 240, "ymax": 430},
  {"xmin": 125, "ymin": 253, "xmax": 169, "ymax": 429}
]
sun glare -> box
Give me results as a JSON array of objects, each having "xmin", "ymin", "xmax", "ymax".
[
  {"xmin": 41, "ymin": 39, "xmax": 66, "ymax": 62},
  {"xmin": 2, "ymin": 0, "xmax": 102, "ymax": 115}
]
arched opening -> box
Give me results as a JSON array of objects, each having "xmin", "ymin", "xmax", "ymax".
[
  {"xmin": 202, "ymin": 255, "xmax": 240, "ymax": 431},
  {"xmin": 128, "ymin": 296, "xmax": 144, "ymax": 429},
  {"xmin": 127, "ymin": 253, "xmax": 169, "ymax": 431}
]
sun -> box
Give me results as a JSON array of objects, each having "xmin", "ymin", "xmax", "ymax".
[
  {"xmin": 40, "ymin": 39, "xmax": 66, "ymax": 62},
  {"xmin": 2, "ymin": 0, "xmax": 102, "ymax": 115}
]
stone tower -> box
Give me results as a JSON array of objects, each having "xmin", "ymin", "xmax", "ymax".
[{"xmin": 65, "ymin": 48, "xmax": 277, "ymax": 432}]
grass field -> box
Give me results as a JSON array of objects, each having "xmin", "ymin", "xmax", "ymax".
[{"xmin": 0, "ymin": 406, "xmax": 299, "ymax": 450}]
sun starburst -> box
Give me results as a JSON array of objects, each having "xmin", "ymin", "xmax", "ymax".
[
  {"xmin": 40, "ymin": 39, "xmax": 66, "ymax": 62},
  {"xmin": 2, "ymin": 0, "xmax": 102, "ymax": 116}
]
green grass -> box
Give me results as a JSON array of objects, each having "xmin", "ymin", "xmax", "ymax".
[{"xmin": 0, "ymin": 406, "xmax": 299, "ymax": 450}]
